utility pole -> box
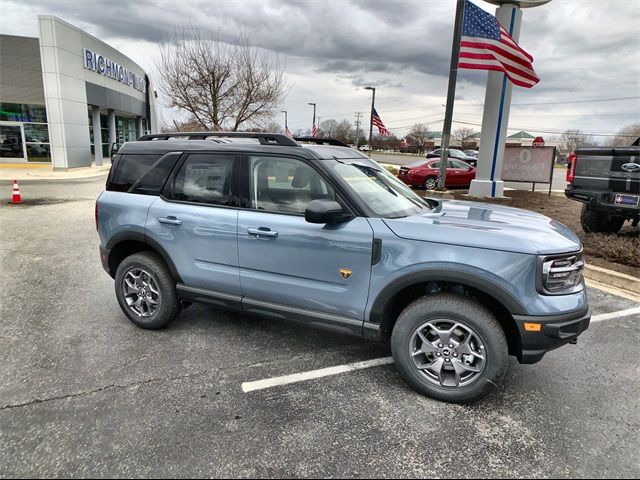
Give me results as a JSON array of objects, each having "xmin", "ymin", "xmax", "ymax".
[
  {"xmin": 281, "ymin": 110, "xmax": 288, "ymax": 132},
  {"xmin": 354, "ymin": 112, "xmax": 363, "ymax": 148},
  {"xmin": 437, "ymin": 0, "xmax": 466, "ymax": 191}
]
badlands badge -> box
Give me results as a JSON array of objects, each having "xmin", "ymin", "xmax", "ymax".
[{"xmin": 339, "ymin": 268, "xmax": 353, "ymax": 280}]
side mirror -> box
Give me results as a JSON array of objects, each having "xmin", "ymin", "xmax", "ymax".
[{"xmin": 305, "ymin": 200, "xmax": 352, "ymax": 224}]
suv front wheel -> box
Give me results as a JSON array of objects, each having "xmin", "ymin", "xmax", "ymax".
[
  {"xmin": 391, "ymin": 293, "xmax": 508, "ymax": 403},
  {"xmin": 114, "ymin": 251, "xmax": 182, "ymax": 329}
]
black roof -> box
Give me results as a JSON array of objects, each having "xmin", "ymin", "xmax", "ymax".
[{"xmin": 117, "ymin": 132, "xmax": 369, "ymax": 160}]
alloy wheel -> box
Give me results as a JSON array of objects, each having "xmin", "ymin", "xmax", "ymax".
[
  {"xmin": 409, "ymin": 319, "xmax": 486, "ymax": 388},
  {"xmin": 424, "ymin": 178, "xmax": 437, "ymax": 190},
  {"xmin": 122, "ymin": 268, "xmax": 161, "ymax": 317}
]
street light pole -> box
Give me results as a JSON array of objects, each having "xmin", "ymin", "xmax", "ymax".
[
  {"xmin": 364, "ymin": 87, "xmax": 376, "ymax": 146},
  {"xmin": 308, "ymin": 102, "xmax": 316, "ymax": 137},
  {"xmin": 281, "ymin": 110, "xmax": 288, "ymax": 132}
]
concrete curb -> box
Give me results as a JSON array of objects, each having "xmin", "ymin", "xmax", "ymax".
[
  {"xmin": 0, "ymin": 165, "xmax": 111, "ymax": 181},
  {"xmin": 584, "ymin": 264, "xmax": 640, "ymax": 302}
]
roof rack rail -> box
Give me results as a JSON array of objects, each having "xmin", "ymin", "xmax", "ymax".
[
  {"xmin": 294, "ymin": 137, "xmax": 349, "ymax": 147},
  {"xmin": 137, "ymin": 131, "xmax": 300, "ymax": 147}
]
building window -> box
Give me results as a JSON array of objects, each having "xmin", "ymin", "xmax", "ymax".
[
  {"xmin": 117, "ymin": 116, "xmax": 137, "ymax": 144},
  {"xmin": 23, "ymin": 123, "xmax": 51, "ymax": 162},
  {"xmin": 88, "ymin": 111, "xmax": 110, "ymax": 158},
  {"xmin": 0, "ymin": 102, "xmax": 51, "ymax": 162},
  {"xmin": 0, "ymin": 102, "xmax": 47, "ymax": 123}
]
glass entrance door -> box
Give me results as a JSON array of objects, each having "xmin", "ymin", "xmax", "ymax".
[{"xmin": 0, "ymin": 123, "xmax": 26, "ymax": 161}]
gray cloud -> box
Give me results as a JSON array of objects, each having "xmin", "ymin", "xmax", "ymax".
[{"xmin": 2, "ymin": 0, "xmax": 639, "ymax": 136}]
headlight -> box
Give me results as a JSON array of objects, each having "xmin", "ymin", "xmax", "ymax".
[{"xmin": 537, "ymin": 252, "xmax": 585, "ymax": 295}]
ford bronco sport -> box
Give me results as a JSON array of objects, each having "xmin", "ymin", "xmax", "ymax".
[{"xmin": 97, "ymin": 132, "xmax": 590, "ymax": 403}]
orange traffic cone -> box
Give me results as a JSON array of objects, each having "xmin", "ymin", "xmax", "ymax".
[{"xmin": 11, "ymin": 180, "xmax": 23, "ymax": 204}]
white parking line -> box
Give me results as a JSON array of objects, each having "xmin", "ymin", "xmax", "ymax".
[
  {"xmin": 591, "ymin": 306, "xmax": 640, "ymax": 323},
  {"xmin": 241, "ymin": 307, "xmax": 640, "ymax": 393},
  {"xmin": 241, "ymin": 357, "xmax": 394, "ymax": 393}
]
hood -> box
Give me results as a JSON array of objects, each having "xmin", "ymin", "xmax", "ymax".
[{"xmin": 383, "ymin": 200, "xmax": 581, "ymax": 255}]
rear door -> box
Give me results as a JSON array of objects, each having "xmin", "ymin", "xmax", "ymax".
[
  {"xmin": 237, "ymin": 154, "xmax": 374, "ymax": 331},
  {"xmin": 450, "ymin": 159, "xmax": 475, "ymax": 186},
  {"xmin": 146, "ymin": 152, "xmax": 242, "ymax": 296}
]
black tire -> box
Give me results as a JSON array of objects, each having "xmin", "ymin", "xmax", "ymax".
[
  {"xmin": 391, "ymin": 293, "xmax": 508, "ymax": 403},
  {"xmin": 424, "ymin": 177, "xmax": 437, "ymax": 190},
  {"xmin": 114, "ymin": 251, "xmax": 181, "ymax": 330},
  {"xmin": 580, "ymin": 205, "xmax": 624, "ymax": 234}
]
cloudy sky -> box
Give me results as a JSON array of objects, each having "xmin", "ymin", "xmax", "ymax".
[{"xmin": 1, "ymin": 0, "xmax": 639, "ymax": 141}]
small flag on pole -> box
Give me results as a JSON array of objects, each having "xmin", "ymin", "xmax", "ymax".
[
  {"xmin": 311, "ymin": 122, "xmax": 318, "ymax": 138},
  {"xmin": 459, "ymin": 0, "xmax": 539, "ymax": 88},
  {"xmin": 285, "ymin": 126, "xmax": 293, "ymax": 138},
  {"xmin": 372, "ymin": 108, "xmax": 390, "ymax": 136}
]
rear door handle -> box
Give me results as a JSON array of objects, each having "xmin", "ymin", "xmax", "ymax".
[
  {"xmin": 247, "ymin": 227, "xmax": 278, "ymax": 238},
  {"xmin": 158, "ymin": 216, "xmax": 182, "ymax": 226}
]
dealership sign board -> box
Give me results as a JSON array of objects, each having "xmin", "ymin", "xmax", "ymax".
[
  {"xmin": 83, "ymin": 49, "xmax": 146, "ymax": 93},
  {"xmin": 501, "ymin": 146, "xmax": 555, "ymax": 183}
]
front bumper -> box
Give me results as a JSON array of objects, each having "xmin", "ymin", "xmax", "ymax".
[{"xmin": 514, "ymin": 306, "xmax": 591, "ymax": 364}]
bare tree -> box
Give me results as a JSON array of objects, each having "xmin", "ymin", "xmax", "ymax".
[
  {"xmin": 409, "ymin": 123, "xmax": 431, "ymax": 154},
  {"xmin": 320, "ymin": 119, "xmax": 339, "ymax": 138},
  {"xmin": 156, "ymin": 27, "xmax": 287, "ymax": 131},
  {"xmin": 609, "ymin": 123, "xmax": 640, "ymax": 147},
  {"xmin": 558, "ymin": 130, "xmax": 597, "ymax": 155},
  {"xmin": 452, "ymin": 127, "xmax": 476, "ymax": 148}
]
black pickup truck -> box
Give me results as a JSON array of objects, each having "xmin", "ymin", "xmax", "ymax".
[{"xmin": 565, "ymin": 137, "xmax": 639, "ymax": 233}]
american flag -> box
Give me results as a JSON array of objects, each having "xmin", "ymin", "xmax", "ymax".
[
  {"xmin": 459, "ymin": 0, "xmax": 539, "ymax": 88},
  {"xmin": 285, "ymin": 126, "xmax": 293, "ymax": 138},
  {"xmin": 372, "ymin": 108, "xmax": 390, "ymax": 136},
  {"xmin": 311, "ymin": 122, "xmax": 317, "ymax": 137}
]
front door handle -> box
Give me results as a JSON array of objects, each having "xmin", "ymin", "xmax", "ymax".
[
  {"xmin": 158, "ymin": 216, "xmax": 182, "ymax": 226},
  {"xmin": 247, "ymin": 227, "xmax": 278, "ymax": 238}
]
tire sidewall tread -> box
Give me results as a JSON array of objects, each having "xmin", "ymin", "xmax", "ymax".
[
  {"xmin": 114, "ymin": 251, "xmax": 181, "ymax": 330},
  {"xmin": 391, "ymin": 293, "xmax": 508, "ymax": 403}
]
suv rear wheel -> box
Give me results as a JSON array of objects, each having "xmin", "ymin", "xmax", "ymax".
[
  {"xmin": 114, "ymin": 251, "xmax": 181, "ymax": 329},
  {"xmin": 391, "ymin": 293, "xmax": 508, "ymax": 403},
  {"xmin": 580, "ymin": 205, "xmax": 624, "ymax": 234}
]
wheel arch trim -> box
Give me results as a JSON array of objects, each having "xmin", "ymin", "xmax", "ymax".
[
  {"xmin": 105, "ymin": 232, "xmax": 183, "ymax": 283},
  {"xmin": 367, "ymin": 265, "xmax": 528, "ymax": 325}
]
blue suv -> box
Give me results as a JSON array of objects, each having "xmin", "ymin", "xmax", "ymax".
[{"xmin": 97, "ymin": 132, "xmax": 590, "ymax": 403}]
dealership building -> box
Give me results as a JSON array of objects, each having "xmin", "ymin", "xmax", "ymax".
[{"xmin": 0, "ymin": 16, "xmax": 158, "ymax": 169}]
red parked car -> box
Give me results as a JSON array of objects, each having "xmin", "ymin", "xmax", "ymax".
[{"xmin": 398, "ymin": 159, "xmax": 476, "ymax": 190}]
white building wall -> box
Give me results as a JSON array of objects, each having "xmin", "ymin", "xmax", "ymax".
[{"xmin": 37, "ymin": 15, "xmax": 157, "ymax": 169}]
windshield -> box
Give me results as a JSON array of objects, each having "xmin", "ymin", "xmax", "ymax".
[{"xmin": 330, "ymin": 160, "xmax": 433, "ymax": 218}]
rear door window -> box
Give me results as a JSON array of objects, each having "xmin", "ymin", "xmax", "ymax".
[{"xmin": 170, "ymin": 153, "xmax": 238, "ymax": 206}]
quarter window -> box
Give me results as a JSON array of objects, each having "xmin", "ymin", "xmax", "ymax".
[{"xmin": 172, "ymin": 154, "xmax": 236, "ymax": 206}]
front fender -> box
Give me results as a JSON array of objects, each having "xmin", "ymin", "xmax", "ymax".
[{"xmin": 366, "ymin": 261, "xmax": 528, "ymax": 325}]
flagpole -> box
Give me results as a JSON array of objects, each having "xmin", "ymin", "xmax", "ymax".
[
  {"xmin": 365, "ymin": 86, "xmax": 376, "ymax": 146},
  {"xmin": 437, "ymin": 0, "xmax": 466, "ymax": 191}
]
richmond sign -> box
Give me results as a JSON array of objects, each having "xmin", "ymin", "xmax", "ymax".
[{"xmin": 83, "ymin": 49, "xmax": 146, "ymax": 93}]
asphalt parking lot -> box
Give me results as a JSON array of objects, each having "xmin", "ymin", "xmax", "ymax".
[{"xmin": 1, "ymin": 177, "xmax": 639, "ymax": 478}]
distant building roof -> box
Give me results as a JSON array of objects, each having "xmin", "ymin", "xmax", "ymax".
[{"xmin": 507, "ymin": 131, "xmax": 535, "ymax": 139}]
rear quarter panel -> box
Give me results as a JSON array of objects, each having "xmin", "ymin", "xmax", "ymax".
[{"xmin": 97, "ymin": 191, "xmax": 157, "ymax": 247}]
